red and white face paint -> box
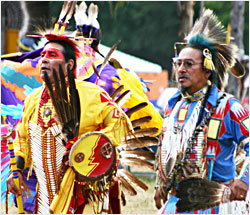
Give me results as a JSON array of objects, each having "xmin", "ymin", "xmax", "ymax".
[{"xmin": 40, "ymin": 42, "xmax": 68, "ymax": 84}]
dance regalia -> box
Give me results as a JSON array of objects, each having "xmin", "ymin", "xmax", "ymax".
[
  {"xmin": 13, "ymin": 80, "xmax": 127, "ymax": 214},
  {"xmin": 156, "ymin": 85, "xmax": 249, "ymax": 214}
]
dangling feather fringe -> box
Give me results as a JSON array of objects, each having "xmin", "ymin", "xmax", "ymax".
[{"xmin": 161, "ymin": 100, "xmax": 201, "ymax": 177}]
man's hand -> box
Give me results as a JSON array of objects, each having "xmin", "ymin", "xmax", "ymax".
[
  {"xmin": 154, "ymin": 187, "xmax": 168, "ymax": 210},
  {"xmin": 229, "ymin": 179, "xmax": 248, "ymax": 201},
  {"xmin": 7, "ymin": 171, "xmax": 25, "ymax": 196}
]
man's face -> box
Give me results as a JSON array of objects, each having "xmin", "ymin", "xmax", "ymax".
[
  {"xmin": 40, "ymin": 42, "xmax": 68, "ymax": 84},
  {"xmin": 174, "ymin": 47, "xmax": 210, "ymax": 95}
]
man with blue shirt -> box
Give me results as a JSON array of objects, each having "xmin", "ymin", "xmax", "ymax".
[{"xmin": 154, "ymin": 9, "xmax": 249, "ymax": 214}]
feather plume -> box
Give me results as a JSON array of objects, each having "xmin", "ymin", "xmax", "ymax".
[
  {"xmin": 98, "ymin": 40, "xmax": 121, "ymax": 75},
  {"xmin": 110, "ymin": 85, "xmax": 124, "ymax": 100},
  {"xmin": 125, "ymin": 102, "xmax": 148, "ymax": 118},
  {"xmin": 117, "ymin": 169, "xmax": 148, "ymax": 192},
  {"xmin": 122, "ymin": 136, "xmax": 159, "ymax": 148},
  {"xmin": 185, "ymin": 9, "xmax": 226, "ymax": 43},
  {"xmin": 116, "ymin": 175, "xmax": 137, "ymax": 196},
  {"xmin": 58, "ymin": 1, "xmax": 71, "ymax": 23},
  {"xmin": 184, "ymin": 9, "xmax": 245, "ymax": 89},
  {"xmin": 74, "ymin": 1, "xmax": 88, "ymax": 26},
  {"xmin": 59, "ymin": 1, "xmax": 77, "ymax": 35},
  {"xmin": 176, "ymin": 177, "xmax": 231, "ymax": 213},
  {"xmin": 131, "ymin": 116, "xmax": 152, "ymax": 128},
  {"xmin": 65, "ymin": 2, "xmax": 76, "ymax": 23},
  {"xmin": 120, "ymin": 150, "xmax": 155, "ymax": 161},
  {"xmin": 120, "ymin": 157, "xmax": 155, "ymax": 171},
  {"xmin": 87, "ymin": 3, "xmax": 99, "ymax": 28},
  {"xmin": 114, "ymin": 90, "xmax": 131, "ymax": 106}
]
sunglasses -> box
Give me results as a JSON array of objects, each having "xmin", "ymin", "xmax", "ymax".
[{"xmin": 173, "ymin": 59, "xmax": 203, "ymax": 70}]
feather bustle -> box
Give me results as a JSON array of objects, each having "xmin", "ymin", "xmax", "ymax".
[
  {"xmin": 117, "ymin": 169, "xmax": 148, "ymax": 191},
  {"xmin": 131, "ymin": 116, "xmax": 152, "ymax": 128},
  {"xmin": 122, "ymin": 136, "xmax": 159, "ymax": 148},
  {"xmin": 176, "ymin": 177, "xmax": 230, "ymax": 212},
  {"xmin": 120, "ymin": 150, "xmax": 155, "ymax": 161},
  {"xmin": 110, "ymin": 85, "xmax": 124, "ymax": 100},
  {"xmin": 116, "ymin": 175, "xmax": 137, "ymax": 196},
  {"xmin": 120, "ymin": 157, "xmax": 155, "ymax": 171},
  {"xmin": 125, "ymin": 102, "xmax": 148, "ymax": 118}
]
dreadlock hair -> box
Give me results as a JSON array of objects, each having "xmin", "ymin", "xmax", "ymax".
[{"xmin": 45, "ymin": 40, "xmax": 77, "ymax": 73}]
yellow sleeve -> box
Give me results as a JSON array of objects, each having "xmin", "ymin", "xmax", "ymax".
[{"xmin": 100, "ymin": 106, "xmax": 130, "ymax": 147}]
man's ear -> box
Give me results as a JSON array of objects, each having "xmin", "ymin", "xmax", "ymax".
[{"xmin": 67, "ymin": 59, "xmax": 74, "ymax": 71}]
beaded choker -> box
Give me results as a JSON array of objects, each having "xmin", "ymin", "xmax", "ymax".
[{"xmin": 182, "ymin": 86, "xmax": 208, "ymax": 103}]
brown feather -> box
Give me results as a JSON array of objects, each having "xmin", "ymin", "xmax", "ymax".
[
  {"xmin": 125, "ymin": 102, "xmax": 148, "ymax": 118},
  {"xmin": 114, "ymin": 90, "xmax": 131, "ymax": 105},
  {"xmin": 116, "ymin": 175, "xmax": 137, "ymax": 196},
  {"xmin": 176, "ymin": 177, "xmax": 230, "ymax": 213},
  {"xmin": 122, "ymin": 136, "xmax": 159, "ymax": 148},
  {"xmin": 99, "ymin": 40, "xmax": 121, "ymax": 75},
  {"xmin": 132, "ymin": 127, "xmax": 159, "ymax": 138},
  {"xmin": 230, "ymin": 58, "xmax": 245, "ymax": 78},
  {"xmin": 91, "ymin": 61, "xmax": 100, "ymax": 78},
  {"xmin": 44, "ymin": 71, "xmax": 63, "ymax": 124},
  {"xmin": 118, "ymin": 169, "xmax": 148, "ymax": 191},
  {"xmin": 109, "ymin": 58, "xmax": 123, "ymax": 69},
  {"xmin": 120, "ymin": 150, "xmax": 155, "ymax": 161},
  {"xmin": 120, "ymin": 157, "xmax": 155, "ymax": 171},
  {"xmin": 58, "ymin": 1, "xmax": 70, "ymax": 22},
  {"xmin": 64, "ymin": 1, "xmax": 77, "ymax": 23},
  {"xmin": 131, "ymin": 116, "xmax": 152, "ymax": 128},
  {"xmin": 110, "ymin": 85, "xmax": 124, "ymax": 100}
]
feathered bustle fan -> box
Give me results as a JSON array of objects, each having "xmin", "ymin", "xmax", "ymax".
[
  {"xmin": 176, "ymin": 177, "xmax": 231, "ymax": 213},
  {"xmin": 185, "ymin": 9, "xmax": 245, "ymax": 89}
]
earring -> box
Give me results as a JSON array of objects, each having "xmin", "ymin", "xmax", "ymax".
[{"xmin": 203, "ymin": 48, "xmax": 215, "ymax": 73}]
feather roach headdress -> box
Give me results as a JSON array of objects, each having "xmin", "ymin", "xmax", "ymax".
[{"xmin": 178, "ymin": 9, "xmax": 245, "ymax": 89}]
